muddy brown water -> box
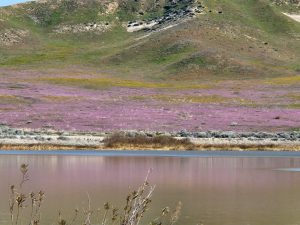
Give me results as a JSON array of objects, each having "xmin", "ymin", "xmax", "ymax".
[{"xmin": 1, "ymin": 151, "xmax": 300, "ymax": 225}]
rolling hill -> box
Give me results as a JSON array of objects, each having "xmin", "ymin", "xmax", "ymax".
[{"xmin": 0, "ymin": 0, "xmax": 299, "ymax": 132}]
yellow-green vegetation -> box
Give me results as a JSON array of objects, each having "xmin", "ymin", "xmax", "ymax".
[
  {"xmin": 0, "ymin": 95, "xmax": 32, "ymax": 104},
  {"xmin": 287, "ymin": 93, "xmax": 300, "ymax": 101},
  {"xmin": 43, "ymin": 77, "xmax": 214, "ymax": 89},
  {"xmin": 42, "ymin": 95, "xmax": 79, "ymax": 102},
  {"xmin": 287, "ymin": 104, "xmax": 300, "ymax": 109},
  {"xmin": 150, "ymin": 94, "xmax": 250, "ymax": 104},
  {"xmin": 129, "ymin": 96, "xmax": 148, "ymax": 101},
  {"xmin": 266, "ymin": 76, "xmax": 300, "ymax": 85},
  {"xmin": 284, "ymin": 93, "xmax": 300, "ymax": 101}
]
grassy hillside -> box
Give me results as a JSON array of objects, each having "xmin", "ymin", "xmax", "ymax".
[
  {"xmin": 0, "ymin": 0, "xmax": 299, "ymax": 81},
  {"xmin": 0, "ymin": 0, "xmax": 299, "ymax": 132}
]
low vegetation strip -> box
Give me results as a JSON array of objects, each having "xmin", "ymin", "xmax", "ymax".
[
  {"xmin": 0, "ymin": 144, "xmax": 102, "ymax": 151},
  {"xmin": 1, "ymin": 125, "xmax": 300, "ymax": 151},
  {"xmin": 42, "ymin": 77, "xmax": 213, "ymax": 90},
  {"xmin": 103, "ymin": 133, "xmax": 196, "ymax": 150},
  {"xmin": 1, "ymin": 142, "xmax": 300, "ymax": 151},
  {"xmin": 195, "ymin": 144, "xmax": 300, "ymax": 151}
]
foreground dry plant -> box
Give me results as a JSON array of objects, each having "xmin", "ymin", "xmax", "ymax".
[
  {"xmin": 9, "ymin": 165, "xmax": 182, "ymax": 225},
  {"xmin": 9, "ymin": 164, "xmax": 45, "ymax": 225}
]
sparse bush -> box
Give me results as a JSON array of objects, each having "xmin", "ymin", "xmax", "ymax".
[
  {"xmin": 104, "ymin": 132, "xmax": 195, "ymax": 150},
  {"xmin": 8, "ymin": 165, "xmax": 182, "ymax": 225}
]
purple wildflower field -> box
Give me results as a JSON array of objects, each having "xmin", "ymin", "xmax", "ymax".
[{"xmin": 0, "ymin": 68, "xmax": 299, "ymax": 132}]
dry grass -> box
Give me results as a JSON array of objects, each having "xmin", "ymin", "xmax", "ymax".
[
  {"xmin": 0, "ymin": 144, "xmax": 102, "ymax": 151},
  {"xmin": 266, "ymin": 76, "xmax": 300, "ymax": 85},
  {"xmin": 281, "ymin": 93, "xmax": 300, "ymax": 101},
  {"xmin": 1, "ymin": 141, "xmax": 300, "ymax": 151},
  {"xmin": 196, "ymin": 143, "xmax": 300, "ymax": 151},
  {"xmin": 151, "ymin": 94, "xmax": 249, "ymax": 104},
  {"xmin": 42, "ymin": 77, "xmax": 214, "ymax": 90},
  {"xmin": 103, "ymin": 133, "xmax": 196, "ymax": 150},
  {"xmin": 0, "ymin": 95, "xmax": 31, "ymax": 104},
  {"xmin": 42, "ymin": 95, "xmax": 79, "ymax": 103}
]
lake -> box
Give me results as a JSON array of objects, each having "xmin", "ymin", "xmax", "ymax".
[{"xmin": 1, "ymin": 150, "xmax": 300, "ymax": 225}]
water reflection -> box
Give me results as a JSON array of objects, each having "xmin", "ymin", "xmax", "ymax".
[
  {"xmin": 275, "ymin": 168, "xmax": 300, "ymax": 172},
  {"xmin": 1, "ymin": 154, "xmax": 300, "ymax": 225}
]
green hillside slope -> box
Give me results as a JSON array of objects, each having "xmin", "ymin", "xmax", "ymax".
[{"xmin": 0, "ymin": 0, "xmax": 299, "ymax": 82}]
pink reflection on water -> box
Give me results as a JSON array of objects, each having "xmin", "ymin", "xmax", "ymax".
[{"xmin": 1, "ymin": 155, "xmax": 300, "ymax": 225}]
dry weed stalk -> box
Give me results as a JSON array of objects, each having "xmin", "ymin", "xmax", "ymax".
[
  {"xmin": 150, "ymin": 201, "xmax": 182, "ymax": 225},
  {"xmin": 9, "ymin": 164, "xmax": 45, "ymax": 225},
  {"xmin": 83, "ymin": 193, "xmax": 93, "ymax": 225},
  {"xmin": 9, "ymin": 166, "xmax": 182, "ymax": 225},
  {"xmin": 120, "ymin": 170, "xmax": 155, "ymax": 225}
]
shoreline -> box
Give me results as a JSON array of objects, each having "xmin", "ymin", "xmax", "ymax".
[
  {"xmin": 3, "ymin": 150, "xmax": 300, "ymax": 158},
  {"xmin": 1, "ymin": 143, "xmax": 299, "ymax": 151},
  {"xmin": 1, "ymin": 125, "xmax": 300, "ymax": 151}
]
